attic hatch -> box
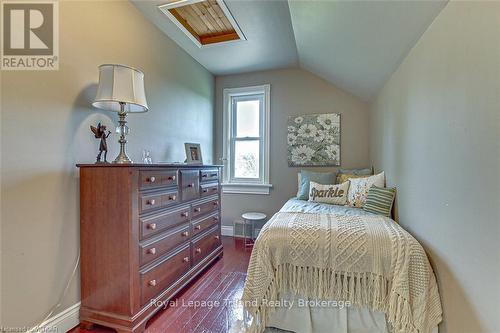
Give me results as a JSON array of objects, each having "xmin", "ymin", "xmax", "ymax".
[{"xmin": 158, "ymin": 0, "xmax": 246, "ymax": 48}]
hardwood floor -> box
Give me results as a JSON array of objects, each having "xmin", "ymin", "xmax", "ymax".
[{"xmin": 69, "ymin": 236, "xmax": 252, "ymax": 333}]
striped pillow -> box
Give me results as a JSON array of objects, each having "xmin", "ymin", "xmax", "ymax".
[{"xmin": 363, "ymin": 186, "xmax": 396, "ymax": 217}]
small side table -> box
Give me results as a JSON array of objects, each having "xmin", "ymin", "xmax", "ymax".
[{"xmin": 242, "ymin": 212, "xmax": 267, "ymax": 247}]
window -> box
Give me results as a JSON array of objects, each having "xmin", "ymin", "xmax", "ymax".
[{"xmin": 222, "ymin": 85, "xmax": 271, "ymax": 194}]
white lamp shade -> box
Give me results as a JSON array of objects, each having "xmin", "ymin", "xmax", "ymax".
[{"xmin": 93, "ymin": 64, "xmax": 148, "ymax": 113}]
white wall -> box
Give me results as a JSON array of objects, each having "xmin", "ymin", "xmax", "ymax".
[
  {"xmin": 0, "ymin": 1, "xmax": 214, "ymax": 327},
  {"xmin": 369, "ymin": 2, "xmax": 500, "ymax": 332},
  {"xmin": 215, "ymin": 68, "xmax": 370, "ymax": 227}
]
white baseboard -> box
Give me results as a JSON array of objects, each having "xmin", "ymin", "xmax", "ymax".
[
  {"xmin": 27, "ymin": 302, "xmax": 80, "ymax": 333},
  {"xmin": 221, "ymin": 225, "xmax": 234, "ymax": 236},
  {"xmin": 25, "ymin": 227, "xmax": 236, "ymax": 333}
]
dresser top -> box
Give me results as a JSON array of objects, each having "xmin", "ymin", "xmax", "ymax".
[{"xmin": 76, "ymin": 163, "xmax": 223, "ymax": 168}]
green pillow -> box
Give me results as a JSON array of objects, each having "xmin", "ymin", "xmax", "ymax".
[
  {"xmin": 363, "ymin": 186, "xmax": 396, "ymax": 217},
  {"xmin": 297, "ymin": 170, "xmax": 337, "ymax": 200}
]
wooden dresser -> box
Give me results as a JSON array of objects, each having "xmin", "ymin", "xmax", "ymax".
[{"xmin": 77, "ymin": 164, "xmax": 223, "ymax": 333}]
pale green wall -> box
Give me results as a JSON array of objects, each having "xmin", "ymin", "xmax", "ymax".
[
  {"xmin": 369, "ymin": 1, "xmax": 500, "ymax": 332},
  {"xmin": 0, "ymin": 0, "xmax": 214, "ymax": 327},
  {"xmin": 215, "ymin": 68, "xmax": 370, "ymax": 227}
]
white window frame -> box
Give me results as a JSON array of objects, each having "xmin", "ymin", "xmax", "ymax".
[{"xmin": 222, "ymin": 84, "xmax": 272, "ymax": 195}]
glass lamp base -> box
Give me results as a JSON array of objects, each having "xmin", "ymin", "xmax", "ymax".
[{"xmin": 114, "ymin": 108, "xmax": 133, "ymax": 164}]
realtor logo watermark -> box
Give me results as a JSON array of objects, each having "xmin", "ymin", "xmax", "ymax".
[{"xmin": 1, "ymin": 0, "xmax": 59, "ymax": 70}]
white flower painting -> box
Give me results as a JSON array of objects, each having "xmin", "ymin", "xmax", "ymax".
[
  {"xmin": 297, "ymin": 124, "xmax": 317, "ymax": 138},
  {"xmin": 287, "ymin": 113, "xmax": 340, "ymax": 166},
  {"xmin": 291, "ymin": 145, "xmax": 315, "ymax": 164}
]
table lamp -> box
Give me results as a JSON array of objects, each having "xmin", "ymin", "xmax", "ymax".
[{"xmin": 92, "ymin": 64, "xmax": 148, "ymax": 164}]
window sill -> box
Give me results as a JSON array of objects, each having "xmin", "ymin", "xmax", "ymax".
[{"xmin": 221, "ymin": 183, "xmax": 273, "ymax": 195}]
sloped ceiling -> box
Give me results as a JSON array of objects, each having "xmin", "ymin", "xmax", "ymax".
[
  {"xmin": 132, "ymin": 0, "xmax": 447, "ymax": 101},
  {"xmin": 289, "ymin": 0, "xmax": 447, "ymax": 100}
]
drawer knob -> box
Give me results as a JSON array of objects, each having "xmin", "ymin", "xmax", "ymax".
[
  {"xmin": 181, "ymin": 212, "xmax": 189, "ymax": 218},
  {"xmin": 187, "ymin": 183, "xmax": 195, "ymax": 188},
  {"xmin": 147, "ymin": 248, "xmax": 156, "ymax": 255},
  {"xmin": 213, "ymin": 216, "xmax": 219, "ymax": 221},
  {"xmin": 169, "ymin": 195, "xmax": 177, "ymax": 201},
  {"xmin": 147, "ymin": 199, "xmax": 156, "ymax": 205},
  {"xmin": 195, "ymin": 248, "xmax": 202, "ymax": 254},
  {"xmin": 181, "ymin": 231, "xmax": 189, "ymax": 237},
  {"xmin": 202, "ymin": 189, "xmax": 208, "ymax": 193},
  {"xmin": 183, "ymin": 256, "xmax": 189, "ymax": 263},
  {"xmin": 148, "ymin": 280, "xmax": 157, "ymax": 287},
  {"xmin": 213, "ymin": 201, "xmax": 219, "ymax": 206},
  {"xmin": 194, "ymin": 225, "xmax": 201, "ymax": 230},
  {"xmin": 210, "ymin": 173, "xmax": 218, "ymax": 177},
  {"xmin": 194, "ymin": 207, "xmax": 201, "ymax": 213},
  {"xmin": 148, "ymin": 223, "xmax": 157, "ymax": 230},
  {"xmin": 148, "ymin": 176, "xmax": 156, "ymax": 183},
  {"xmin": 215, "ymin": 235, "xmax": 220, "ymax": 240},
  {"xmin": 168, "ymin": 175, "xmax": 176, "ymax": 181},
  {"xmin": 202, "ymin": 174, "xmax": 208, "ymax": 178}
]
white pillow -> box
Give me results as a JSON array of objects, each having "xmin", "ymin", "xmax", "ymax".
[
  {"xmin": 308, "ymin": 181, "xmax": 350, "ymax": 205},
  {"xmin": 347, "ymin": 171, "xmax": 385, "ymax": 207}
]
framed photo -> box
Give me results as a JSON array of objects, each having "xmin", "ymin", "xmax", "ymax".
[{"xmin": 184, "ymin": 143, "xmax": 203, "ymax": 164}]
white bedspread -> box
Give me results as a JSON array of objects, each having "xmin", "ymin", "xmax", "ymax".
[{"xmin": 241, "ymin": 199, "xmax": 442, "ymax": 333}]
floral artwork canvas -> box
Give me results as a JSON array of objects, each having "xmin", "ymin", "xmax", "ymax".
[{"xmin": 287, "ymin": 113, "xmax": 341, "ymax": 166}]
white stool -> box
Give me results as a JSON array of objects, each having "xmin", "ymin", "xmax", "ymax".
[{"xmin": 242, "ymin": 212, "xmax": 267, "ymax": 247}]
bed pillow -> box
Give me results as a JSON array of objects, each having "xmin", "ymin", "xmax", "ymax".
[
  {"xmin": 363, "ymin": 186, "xmax": 396, "ymax": 217},
  {"xmin": 347, "ymin": 171, "xmax": 385, "ymax": 207},
  {"xmin": 337, "ymin": 173, "xmax": 367, "ymax": 184},
  {"xmin": 336, "ymin": 167, "xmax": 373, "ymax": 184},
  {"xmin": 338, "ymin": 167, "xmax": 373, "ymax": 175},
  {"xmin": 308, "ymin": 181, "xmax": 350, "ymax": 205},
  {"xmin": 297, "ymin": 170, "xmax": 337, "ymax": 200}
]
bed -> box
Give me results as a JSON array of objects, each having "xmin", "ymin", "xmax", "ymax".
[{"xmin": 240, "ymin": 198, "xmax": 442, "ymax": 333}]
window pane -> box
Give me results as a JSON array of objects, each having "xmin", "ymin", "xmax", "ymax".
[
  {"xmin": 236, "ymin": 99, "xmax": 260, "ymax": 137},
  {"xmin": 234, "ymin": 140, "xmax": 260, "ymax": 178}
]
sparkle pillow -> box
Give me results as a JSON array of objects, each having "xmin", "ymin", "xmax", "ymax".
[
  {"xmin": 296, "ymin": 170, "xmax": 337, "ymax": 200},
  {"xmin": 308, "ymin": 181, "xmax": 350, "ymax": 205},
  {"xmin": 347, "ymin": 172, "xmax": 385, "ymax": 207}
]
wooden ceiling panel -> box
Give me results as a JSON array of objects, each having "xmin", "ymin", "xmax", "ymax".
[{"xmin": 159, "ymin": 0, "xmax": 245, "ymax": 47}]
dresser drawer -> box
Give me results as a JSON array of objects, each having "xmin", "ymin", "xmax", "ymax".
[
  {"xmin": 140, "ymin": 170, "xmax": 178, "ymax": 190},
  {"xmin": 192, "ymin": 197, "xmax": 219, "ymax": 219},
  {"xmin": 192, "ymin": 227, "xmax": 221, "ymax": 266},
  {"xmin": 140, "ymin": 245, "xmax": 191, "ymax": 306},
  {"xmin": 200, "ymin": 183, "xmax": 219, "ymax": 197},
  {"xmin": 139, "ymin": 190, "xmax": 178, "ymax": 214},
  {"xmin": 140, "ymin": 206, "xmax": 190, "ymax": 239},
  {"xmin": 192, "ymin": 213, "xmax": 219, "ymax": 237},
  {"xmin": 180, "ymin": 170, "xmax": 200, "ymax": 202},
  {"xmin": 200, "ymin": 169, "xmax": 219, "ymax": 182},
  {"xmin": 140, "ymin": 224, "xmax": 191, "ymax": 266}
]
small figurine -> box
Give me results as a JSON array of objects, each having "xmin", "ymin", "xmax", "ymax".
[{"xmin": 90, "ymin": 123, "xmax": 111, "ymax": 163}]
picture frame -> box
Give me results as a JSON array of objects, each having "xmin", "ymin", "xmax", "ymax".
[
  {"xmin": 287, "ymin": 113, "xmax": 341, "ymax": 167},
  {"xmin": 184, "ymin": 143, "xmax": 203, "ymax": 164}
]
